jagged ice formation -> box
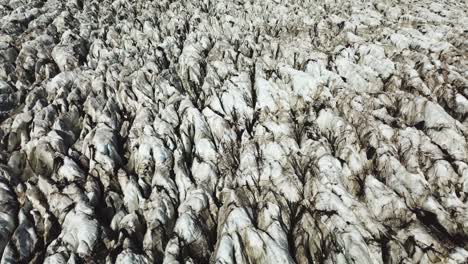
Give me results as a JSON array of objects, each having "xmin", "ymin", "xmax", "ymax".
[{"xmin": 0, "ymin": 0, "xmax": 468, "ymax": 263}]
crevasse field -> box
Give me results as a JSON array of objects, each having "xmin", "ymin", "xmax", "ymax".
[{"xmin": 0, "ymin": 0, "xmax": 467, "ymax": 263}]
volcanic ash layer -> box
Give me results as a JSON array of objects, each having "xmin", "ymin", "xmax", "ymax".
[{"xmin": 0, "ymin": 0, "xmax": 468, "ymax": 263}]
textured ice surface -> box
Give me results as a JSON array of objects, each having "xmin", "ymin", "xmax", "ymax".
[{"xmin": 0, "ymin": 0, "xmax": 468, "ymax": 263}]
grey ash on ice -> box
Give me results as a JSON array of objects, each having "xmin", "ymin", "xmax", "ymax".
[{"xmin": 0, "ymin": 0, "xmax": 468, "ymax": 263}]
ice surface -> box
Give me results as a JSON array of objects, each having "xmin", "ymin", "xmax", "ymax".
[{"xmin": 0, "ymin": 0, "xmax": 467, "ymax": 263}]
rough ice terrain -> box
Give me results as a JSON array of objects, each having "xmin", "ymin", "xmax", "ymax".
[{"xmin": 1, "ymin": 0, "xmax": 468, "ymax": 263}]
